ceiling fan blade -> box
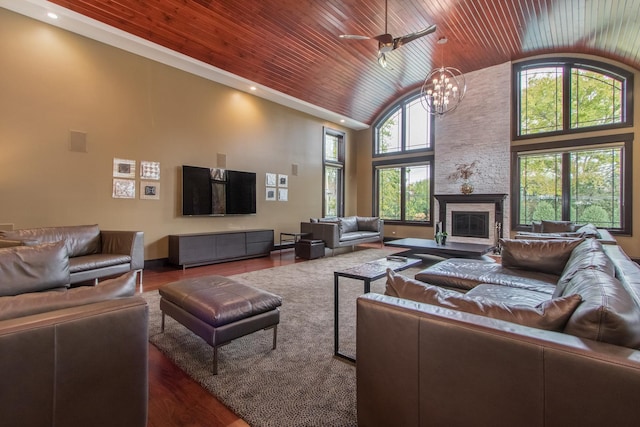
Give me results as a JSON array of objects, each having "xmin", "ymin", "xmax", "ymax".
[
  {"xmin": 393, "ymin": 24, "xmax": 437, "ymax": 49},
  {"xmin": 339, "ymin": 34, "xmax": 372, "ymax": 40}
]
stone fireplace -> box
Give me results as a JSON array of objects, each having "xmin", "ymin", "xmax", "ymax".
[{"xmin": 434, "ymin": 194, "xmax": 507, "ymax": 245}]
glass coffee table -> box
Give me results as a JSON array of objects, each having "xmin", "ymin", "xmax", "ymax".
[{"xmin": 334, "ymin": 256, "xmax": 422, "ymax": 363}]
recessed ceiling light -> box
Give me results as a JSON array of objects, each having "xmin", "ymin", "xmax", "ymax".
[
  {"xmin": 47, "ymin": 12, "xmax": 58, "ymax": 20},
  {"xmin": 249, "ymin": 86, "xmax": 257, "ymax": 91},
  {"xmin": 340, "ymin": 119, "xmax": 345, "ymax": 123}
]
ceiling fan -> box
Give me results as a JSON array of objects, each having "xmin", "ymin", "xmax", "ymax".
[{"xmin": 339, "ymin": 0, "xmax": 436, "ymax": 67}]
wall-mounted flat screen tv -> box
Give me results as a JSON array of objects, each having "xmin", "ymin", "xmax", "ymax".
[{"xmin": 182, "ymin": 165, "xmax": 256, "ymax": 216}]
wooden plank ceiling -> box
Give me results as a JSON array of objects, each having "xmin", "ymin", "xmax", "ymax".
[{"xmin": 47, "ymin": 0, "xmax": 640, "ymax": 125}]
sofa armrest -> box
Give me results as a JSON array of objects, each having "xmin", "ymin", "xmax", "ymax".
[
  {"xmin": 0, "ymin": 297, "xmax": 149, "ymax": 427},
  {"xmin": 101, "ymin": 230, "xmax": 144, "ymax": 270},
  {"xmin": 357, "ymin": 293, "xmax": 640, "ymax": 427},
  {"xmin": 311, "ymin": 222, "xmax": 340, "ymax": 249}
]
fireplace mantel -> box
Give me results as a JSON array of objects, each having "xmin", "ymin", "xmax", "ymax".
[{"xmin": 435, "ymin": 193, "xmax": 508, "ymax": 238}]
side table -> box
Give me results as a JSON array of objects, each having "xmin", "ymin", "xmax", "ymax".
[
  {"xmin": 279, "ymin": 232, "xmax": 309, "ymax": 251},
  {"xmin": 334, "ymin": 256, "xmax": 422, "ymax": 363}
]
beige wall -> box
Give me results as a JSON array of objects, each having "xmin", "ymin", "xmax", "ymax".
[{"xmin": 0, "ymin": 9, "xmax": 353, "ymax": 260}]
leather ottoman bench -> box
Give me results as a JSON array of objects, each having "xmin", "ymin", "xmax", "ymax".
[
  {"xmin": 159, "ymin": 275, "xmax": 282, "ymax": 374},
  {"xmin": 295, "ymin": 239, "xmax": 325, "ymax": 259}
]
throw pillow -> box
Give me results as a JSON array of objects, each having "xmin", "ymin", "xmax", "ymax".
[
  {"xmin": 500, "ymin": 238, "xmax": 584, "ymax": 276},
  {"xmin": 356, "ymin": 216, "xmax": 380, "ymax": 232},
  {"xmin": 340, "ymin": 216, "xmax": 358, "ymax": 233},
  {"xmin": 385, "ymin": 269, "xmax": 582, "ymax": 331},
  {"xmin": 541, "ymin": 220, "xmax": 574, "ymax": 233}
]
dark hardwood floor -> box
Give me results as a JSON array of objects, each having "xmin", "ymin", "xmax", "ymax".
[{"xmin": 144, "ymin": 248, "xmax": 304, "ymax": 427}]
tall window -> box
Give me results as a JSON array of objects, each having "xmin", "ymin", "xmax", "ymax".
[
  {"xmin": 375, "ymin": 161, "xmax": 431, "ymax": 223},
  {"xmin": 512, "ymin": 58, "xmax": 633, "ymax": 234},
  {"xmin": 375, "ymin": 96, "xmax": 434, "ymax": 156},
  {"xmin": 323, "ymin": 128, "xmax": 344, "ymax": 218},
  {"xmin": 372, "ymin": 92, "xmax": 434, "ymax": 225},
  {"xmin": 514, "ymin": 58, "xmax": 633, "ymax": 138},
  {"xmin": 513, "ymin": 134, "xmax": 632, "ymax": 233}
]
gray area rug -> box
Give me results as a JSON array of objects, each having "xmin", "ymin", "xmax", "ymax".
[{"xmin": 144, "ymin": 248, "xmax": 424, "ymax": 426}]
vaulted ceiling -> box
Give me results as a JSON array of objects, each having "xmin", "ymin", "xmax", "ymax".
[{"xmin": 6, "ymin": 0, "xmax": 640, "ymax": 128}]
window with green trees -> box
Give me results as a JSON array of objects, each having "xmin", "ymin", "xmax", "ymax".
[
  {"xmin": 375, "ymin": 96, "xmax": 433, "ymax": 155},
  {"xmin": 376, "ymin": 163, "xmax": 431, "ymax": 223},
  {"xmin": 323, "ymin": 128, "xmax": 344, "ymax": 217},
  {"xmin": 514, "ymin": 134, "xmax": 632, "ymax": 233},
  {"xmin": 512, "ymin": 58, "xmax": 633, "ymax": 234},
  {"xmin": 373, "ymin": 92, "xmax": 434, "ymax": 225},
  {"xmin": 514, "ymin": 59, "xmax": 632, "ymax": 138}
]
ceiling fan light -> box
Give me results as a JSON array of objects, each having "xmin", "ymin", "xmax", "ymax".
[{"xmin": 377, "ymin": 53, "xmax": 387, "ymax": 68}]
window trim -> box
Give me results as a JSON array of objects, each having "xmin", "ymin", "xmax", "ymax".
[
  {"xmin": 510, "ymin": 133, "xmax": 633, "ymax": 235},
  {"xmin": 323, "ymin": 127, "xmax": 345, "ymax": 218},
  {"xmin": 373, "ymin": 91, "xmax": 435, "ymax": 157},
  {"xmin": 372, "ymin": 155, "xmax": 434, "ymax": 226},
  {"xmin": 512, "ymin": 57, "xmax": 634, "ymax": 140}
]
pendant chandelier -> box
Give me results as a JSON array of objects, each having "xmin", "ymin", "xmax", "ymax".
[{"xmin": 420, "ymin": 37, "xmax": 466, "ymax": 116}]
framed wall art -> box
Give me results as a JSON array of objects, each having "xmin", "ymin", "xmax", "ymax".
[
  {"xmin": 266, "ymin": 187, "xmax": 276, "ymax": 201},
  {"xmin": 266, "ymin": 173, "xmax": 277, "ymax": 187},
  {"xmin": 140, "ymin": 180, "xmax": 160, "ymax": 200},
  {"xmin": 112, "ymin": 178, "xmax": 135, "ymax": 199},
  {"xmin": 113, "ymin": 158, "xmax": 136, "ymax": 179},
  {"xmin": 278, "ymin": 174, "xmax": 288, "ymax": 187},
  {"xmin": 278, "ymin": 188, "xmax": 288, "ymax": 201},
  {"xmin": 140, "ymin": 161, "xmax": 160, "ymax": 180}
]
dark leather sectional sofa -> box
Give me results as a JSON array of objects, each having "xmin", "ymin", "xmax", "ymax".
[
  {"xmin": 357, "ymin": 236, "xmax": 640, "ymax": 426},
  {"xmin": 0, "ymin": 241, "xmax": 149, "ymax": 427},
  {"xmin": 0, "ymin": 224, "xmax": 144, "ymax": 287}
]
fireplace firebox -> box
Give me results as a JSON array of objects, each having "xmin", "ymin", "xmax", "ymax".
[{"xmin": 452, "ymin": 211, "xmax": 490, "ymax": 238}]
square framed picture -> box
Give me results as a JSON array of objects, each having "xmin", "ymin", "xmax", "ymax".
[
  {"xmin": 113, "ymin": 158, "xmax": 136, "ymax": 178},
  {"xmin": 140, "ymin": 161, "xmax": 160, "ymax": 180},
  {"xmin": 266, "ymin": 173, "xmax": 277, "ymax": 187},
  {"xmin": 112, "ymin": 178, "xmax": 135, "ymax": 199},
  {"xmin": 266, "ymin": 187, "xmax": 276, "ymax": 201},
  {"xmin": 140, "ymin": 180, "xmax": 160, "ymax": 200},
  {"xmin": 278, "ymin": 188, "xmax": 288, "ymax": 201},
  {"xmin": 278, "ymin": 174, "xmax": 288, "ymax": 187}
]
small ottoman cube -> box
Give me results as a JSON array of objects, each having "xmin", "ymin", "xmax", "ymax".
[
  {"xmin": 295, "ymin": 239, "xmax": 325, "ymax": 259},
  {"xmin": 159, "ymin": 275, "xmax": 282, "ymax": 374}
]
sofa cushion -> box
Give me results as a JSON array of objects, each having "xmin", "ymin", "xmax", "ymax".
[
  {"xmin": 555, "ymin": 238, "xmax": 615, "ymax": 294},
  {"xmin": 0, "ymin": 271, "xmax": 137, "ymax": 321},
  {"xmin": 0, "ymin": 224, "xmax": 101, "ymax": 258},
  {"xmin": 466, "ymin": 284, "xmax": 551, "ymax": 307},
  {"xmin": 340, "ymin": 216, "xmax": 358, "ymax": 233},
  {"xmin": 0, "ymin": 242, "xmax": 70, "ymax": 296},
  {"xmin": 541, "ymin": 220, "xmax": 574, "ymax": 232},
  {"xmin": 386, "ymin": 270, "xmax": 582, "ymax": 331},
  {"xmin": 414, "ymin": 258, "xmax": 558, "ymax": 293},
  {"xmin": 356, "ymin": 216, "xmax": 380, "ymax": 232},
  {"xmin": 559, "ymin": 268, "xmax": 640, "ymax": 348},
  {"xmin": 501, "ymin": 238, "xmax": 584, "ymax": 276}
]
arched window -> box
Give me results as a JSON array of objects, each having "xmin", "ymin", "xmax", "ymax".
[
  {"xmin": 511, "ymin": 58, "xmax": 633, "ymax": 233},
  {"xmin": 513, "ymin": 58, "xmax": 633, "ymax": 138},
  {"xmin": 372, "ymin": 93, "xmax": 434, "ymax": 225}
]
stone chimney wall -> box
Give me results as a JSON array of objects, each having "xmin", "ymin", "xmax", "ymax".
[{"xmin": 434, "ymin": 61, "xmax": 512, "ymax": 235}]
